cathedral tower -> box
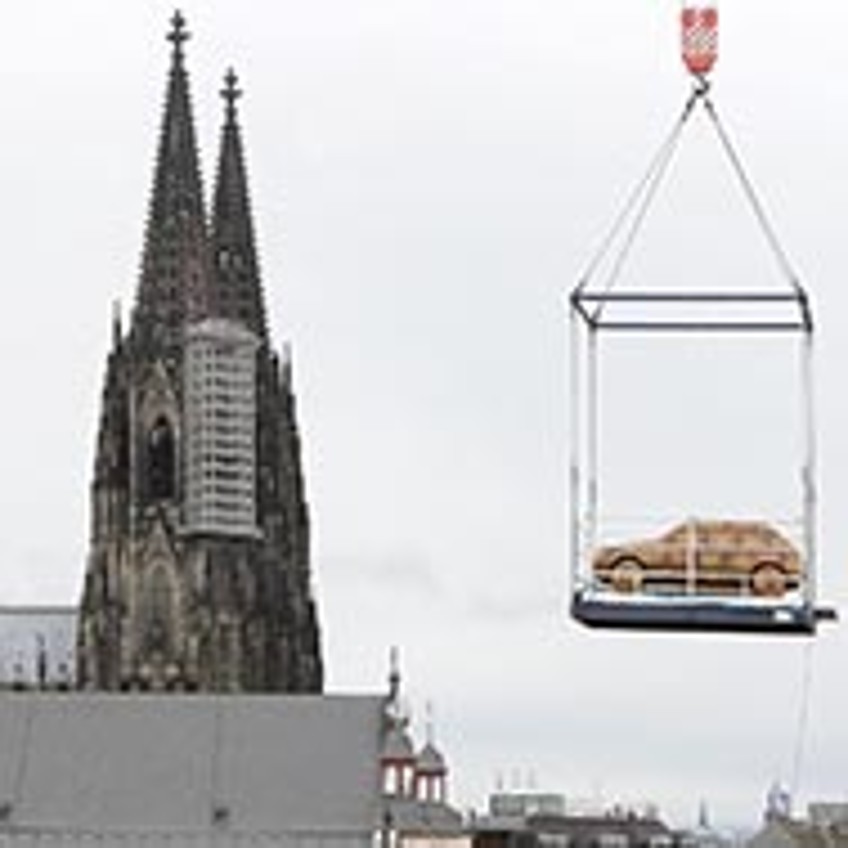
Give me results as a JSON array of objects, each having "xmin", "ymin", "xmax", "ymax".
[{"xmin": 77, "ymin": 13, "xmax": 323, "ymax": 693}]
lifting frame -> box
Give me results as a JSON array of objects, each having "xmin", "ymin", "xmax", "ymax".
[{"xmin": 568, "ymin": 84, "xmax": 836, "ymax": 635}]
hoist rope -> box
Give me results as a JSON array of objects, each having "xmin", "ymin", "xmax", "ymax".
[
  {"xmin": 591, "ymin": 112, "xmax": 688, "ymax": 323},
  {"xmin": 702, "ymin": 96, "xmax": 805, "ymax": 296},
  {"xmin": 789, "ymin": 639, "xmax": 815, "ymax": 801},
  {"xmin": 575, "ymin": 90, "xmax": 699, "ymax": 306},
  {"xmin": 575, "ymin": 82, "xmax": 806, "ymax": 314}
]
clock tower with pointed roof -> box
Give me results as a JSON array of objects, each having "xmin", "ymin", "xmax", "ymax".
[{"xmin": 76, "ymin": 12, "xmax": 322, "ymax": 693}]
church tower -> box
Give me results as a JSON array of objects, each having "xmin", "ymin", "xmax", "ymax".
[{"xmin": 77, "ymin": 13, "xmax": 323, "ymax": 693}]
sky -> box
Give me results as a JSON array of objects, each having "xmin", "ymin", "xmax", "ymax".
[{"xmin": 0, "ymin": 0, "xmax": 847, "ymax": 832}]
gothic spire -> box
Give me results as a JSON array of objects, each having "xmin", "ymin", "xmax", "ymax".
[
  {"xmin": 132, "ymin": 11, "xmax": 212, "ymax": 351},
  {"xmin": 211, "ymin": 68, "xmax": 267, "ymax": 338}
]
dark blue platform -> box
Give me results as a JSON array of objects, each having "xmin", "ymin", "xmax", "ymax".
[{"xmin": 572, "ymin": 594, "xmax": 837, "ymax": 636}]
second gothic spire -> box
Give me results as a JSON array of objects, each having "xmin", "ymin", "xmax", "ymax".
[{"xmin": 212, "ymin": 68, "xmax": 267, "ymax": 339}]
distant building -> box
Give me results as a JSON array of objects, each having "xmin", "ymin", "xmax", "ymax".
[
  {"xmin": 488, "ymin": 794, "xmax": 567, "ymax": 820},
  {"xmin": 0, "ymin": 608, "xmax": 75, "ymax": 690},
  {"xmin": 471, "ymin": 789, "xmax": 678, "ymax": 848},
  {"xmin": 747, "ymin": 799, "xmax": 848, "ymax": 848},
  {"xmin": 675, "ymin": 801, "xmax": 733, "ymax": 848},
  {"xmin": 380, "ymin": 654, "xmax": 467, "ymax": 848},
  {"xmin": 76, "ymin": 11, "xmax": 321, "ymax": 693}
]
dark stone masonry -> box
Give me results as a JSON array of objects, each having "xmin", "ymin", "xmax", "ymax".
[{"xmin": 76, "ymin": 12, "xmax": 322, "ymax": 693}]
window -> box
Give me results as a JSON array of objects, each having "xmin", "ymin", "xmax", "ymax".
[
  {"xmin": 148, "ymin": 417, "xmax": 176, "ymax": 500},
  {"xmin": 597, "ymin": 835, "xmax": 628, "ymax": 848},
  {"xmin": 539, "ymin": 836, "xmax": 570, "ymax": 848}
]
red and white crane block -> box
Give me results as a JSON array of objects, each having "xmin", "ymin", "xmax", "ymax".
[{"xmin": 681, "ymin": 4, "xmax": 718, "ymax": 77}]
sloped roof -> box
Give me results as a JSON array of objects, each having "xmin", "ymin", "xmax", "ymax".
[
  {"xmin": 0, "ymin": 836, "xmax": 368, "ymax": 848},
  {"xmin": 381, "ymin": 724, "xmax": 416, "ymax": 763},
  {"xmin": 415, "ymin": 742, "xmax": 446, "ymax": 775},
  {"xmin": 386, "ymin": 797, "xmax": 464, "ymax": 835},
  {"xmin": 0, "ymin": 692, "xmax": 383, "ymax": 838}
]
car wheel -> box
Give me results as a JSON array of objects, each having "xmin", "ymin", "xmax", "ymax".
[
  {"xmin": 751, "ymin": 562, "xmax": 787, "ymax": 598},
  {"xmin": 610, "ymin": 557, "xmax": 644, "ymax": 594}
]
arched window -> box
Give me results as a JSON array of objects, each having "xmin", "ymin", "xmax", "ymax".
[{"xmin": 148, "ymin": 417, "xmax": 175, "ymax": 500}]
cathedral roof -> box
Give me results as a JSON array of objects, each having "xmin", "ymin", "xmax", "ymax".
[
  {"xmin": 131, "ymin": 11, "xmax": 212, "ymax": 352},
  {"xmin": 0, "ymin": 692, "xmax": 382, "ymax": 835}
]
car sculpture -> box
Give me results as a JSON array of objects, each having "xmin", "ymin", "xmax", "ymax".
[{"xmin": 592, "ymin": 519, "xmax": 802, "ymax": 598}]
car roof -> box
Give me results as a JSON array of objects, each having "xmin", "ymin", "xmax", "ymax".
[{"xmin": 666, "ymin": 519, "xmax": 782, "ymax": 537}]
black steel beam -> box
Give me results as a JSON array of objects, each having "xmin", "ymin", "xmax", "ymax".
[
  {"xmin": 574, "ymin": 291, "xmax": 805, "ymax": 303},
  {"xmin": 593, "ymin": 321, "xmax": 807, "ymax": 332}
]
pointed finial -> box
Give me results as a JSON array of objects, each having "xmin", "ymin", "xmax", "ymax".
[
  {"xmin": 221, "ymin": 67, "xmax": 242, "ymax": 122},
  {"xmin": 168, "ymin": 10, "xmax": 190, "ymax": 55},
  {"xmin": 112, "ymin": 300, "xmax": 123, "ymax": 349},
  {"xmin": 388, "ymin": 646, "xmax": 400, "ymax": 701},
  {"xmin": 425, "ymin": 701, "xmax": 434, "ymax": 745}
]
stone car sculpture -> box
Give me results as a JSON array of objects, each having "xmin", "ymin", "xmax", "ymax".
[{"xmin": 592, "ymin": 519, "xmax": 802, "ymax": 598}]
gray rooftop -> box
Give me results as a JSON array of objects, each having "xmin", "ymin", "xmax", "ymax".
[
  {"xmin": 415, "ymin": 742, "xmax": 446, "ymax": 775},
  {"xmin": 380, "ymin": 725, "xmax": 415, "ymax": 763},
  {"xmin": 0, "ymin": 692, "xmax": 384, "ymax": 846},
  {"xmin": 386, "ymin": 798, "xmax": 464, "ymax": 835}
]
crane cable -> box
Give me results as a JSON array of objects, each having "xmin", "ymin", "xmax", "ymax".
[
  {"xmin": 574, "ymin": 88, "xmax": 698, "ymax": 316},
  {"xmin": 790, "ymin": 639, "xmax": 815, "ymax": 802},
  {"xmin": 575, "ymin": 81, "xmax": 806, "ymax": 320},
  {"xmin": 702, "ymin": 93, "xmax": 805, "ymax": 298}
]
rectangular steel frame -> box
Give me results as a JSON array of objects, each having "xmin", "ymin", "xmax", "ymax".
[{"xmin": 568, "ymin": 286, "xmax": 832, "ymax": 635}]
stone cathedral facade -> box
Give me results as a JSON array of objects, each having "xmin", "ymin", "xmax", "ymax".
[{"xmin": 76, "ymin": 13, "xmax": 323, "ymax": 693}]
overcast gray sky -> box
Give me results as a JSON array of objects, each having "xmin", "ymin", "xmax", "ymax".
[{"xmin": 1, "ymin": 0, "xmax": 847, "ymax": 831}]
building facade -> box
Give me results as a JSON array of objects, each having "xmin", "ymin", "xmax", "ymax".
[
  {"xmin": 77, "ymin": 13, "xmax": 322, "ymax": 693},
  {"xmin": 747, "ymin": 798, "xmax": 848, "ymax": 848},
  {"xmin": 379, "ymin": 657, "xmax": 467, "ymax": 848},
  {"xmin": 0, "ymin": 608, "xmax": 76, "ymax": 691},
  {"xmin": 471, "ymin": 790, "xmax": 679, "ymax": 848}
]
